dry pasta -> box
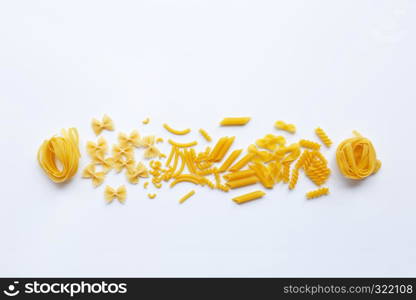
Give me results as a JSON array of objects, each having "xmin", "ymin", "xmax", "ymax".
[
  {"xmin": 118, "ymin": 130, "xmax": 141, "ymax": 147},
  {"xmin": 214, "ymin": 137, "xmax": 235, "ymax": 162},
  {"xmin": 299, "ymin": 139, "xmax": 321, "ymax": 150},
  {"xmin": 104, "ymin": 185, "xmax": 127, "ymax": 204},
  {"xmin": 179, "ymin": 190, "xmax": 195, "ymax": 204},
  {"xmin": 199, "ymin": 129, "xmax": 212, "ymax": 142},
  {"xmin": 315, "ymin": 127, "xmax": 332, "ymax": 147},
  {"xmin": 220, "ymin": 117, "xmax": 251, "ymax": 126},
  {"xmin": 336, "ymin": 131, "xmax": 381, "ymax": 180},
  {"xmin": 218, "ymin": 149, "xmax": 242, "ymax": 173},
  {"xmin": 87, "ymin": 136, "xmax": 108, "ymax": 157},
  {"xmin": 142, "ymin": 118, "xmax": 150, "ymax": 124},
  {"xmin": 229, "ymin": 153, "xmax": 256, "ymax": 172},
  {"xmin": 168, "ymin": 139, "xmax": 198, "ymax": 148},
  {"xmin": 275, "ymin": 121, "xmax": 296, "ymax": 133},
  {"xmin": 82, "ymin": 164, "xmax": 105, "ymax": 187},
  {"xmin": 37, "ymin": 128, "xmax": 81, "ymax": 183},
  {"xmin": 148, "ymin": 193, "xmax": 157, "ymax": 199},
  {"xmin": 91, "ymin": 114, "xmax": 114, "ymax": 135},
  {"xmin": 226, "ymin": 175, "xmax": 259, "ymax": 189},
  {"xmin": 306, "ymin": 187, "xmax": 329, "ymax": 199},
  {"xmin": 232, "ymin": 190, "xmax": 265, "ymax": 204},
  {"xmin": 163, "ymin": 123, "xmax": 191, "ymax": 135}
]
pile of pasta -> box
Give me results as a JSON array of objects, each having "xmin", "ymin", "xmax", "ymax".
[{"xmin": 81, "ymin": 116, "xmax": 335, "ymax": 204}]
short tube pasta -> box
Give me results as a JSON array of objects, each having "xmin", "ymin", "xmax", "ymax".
[
  {"xmin": 232, "ymin": 190, "xmax": 265, "ymax": 204},
  {"xmin": 220, "ymin": 117, "xmax": 251, "ymax": 126}
]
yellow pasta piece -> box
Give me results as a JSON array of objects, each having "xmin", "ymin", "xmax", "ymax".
[
  {"xmin": 224, "ymin": 169, "xmax": 256, "ymax": 181},
  {"xmin": 118, "ymin": 130, "xmax": 141, "ymax": 147},
  {"xmin": 199, "ymin": 128, "xmax": 212, "ymax": 142},
  {"xmin": 168, "ymin": 139, "xmax": 198, "ymax": 148},
  {"xmin": 218, "ymin": 149, "xmax": 243, "ymax": 173},
  {"xmin": 299, "ymin": 139, "xmax": 321, "ymax": 150},
  {"xmin": 104, "ymin": 185, "xmax": 127, "ymax": 204},
  {"xmin": 256, "ymin": 134, "xmax": 286, "ymax": 151},
  {"xmin": 170, "ymin": 176, "xmax": 200, "ymax": 187},
  {"xmin": 37, "ymin": 128, "xmax": 81, "ymax": 183},
  {"xmin": 226, "ymin": 175, "xmax": 259, "ymax": 189},
  {"xmin": 315, "ymin": 127, "xmax": 332, "ymax": 147},
  {"xmin": 215, "ymin": 137, "xmax": 235, "ymax": 162},
  {"xmin": 173, "ymin": 151, "xmax": 186, "ymax": 177},
  {"xmin": 126, "ymin": 162, "xmax": 149, "ymax": 184},
  {"xmin": 209, "ymin": 137, "xmax": 228, "ymax": 161},
  {"xmin": 229, "ymin": 152, "xmax": 256, "ymax": 172},
  {"xmin": 112, "ymin": 144, "xmax": 134, "ymax": 159},
  {"xmin": 156, "ymin": 137, "xmax": 164, "ymax": 143},
  {"xmin": 165, "ymin": 146, "xmax": 177, "ymax": 167},
  {"xmin": 82, "ymin": 164, "xmax": 105, "ymax": 187},
  {"xmin": 148, "ymin": 193, "xmax": 157, "ymax": 199},
  {"xmin": 336, "ymin": 131, "xmax": 381, "ymax": 180},
  {"xmin": 288, "ymin": 168, "xmax": 299, "ymax": 190},
  {"xmin": 275, "ymin": 120, "xmax": 296, "ymax": 134},
  {"xmin": 306, "ymin": 187, "xmax": 329, "ymax": 199},
  {"xmin": 144, "ymin": 182, "xmax": 149, "ymax": 188},
  {"xmin": 113, "ymin": 157, "xmax": 135, "ymax": 173},
  {"xmin": 249, "ymin": 163, "xmax": 274, "ymax": 189},
  {"xmin": 87, "ymin": 136, "xmax": 108, "ymax": 157},
  {"xmin": 91, "ymin": 114, "xmax": 114, "ymax": 135},
  {"xmin": 142, "ymin": 117, "xmax": 150, "ymax": 124},
  {"xmin": 232, "ymin": 190, "xmax": 265, "ymax": 204},
  {"xmin": 91, "ymin": 153, "xmax": 113, "ymax": 174},
  {"xmin": 179, "ymin": 190, "xmax": 195, "ymax": 204},
  {"xmin": 163, "ymin": 123, "xmax": 191, "ymax": 135},
  {"xmin": 220, "ymin": 117, "xmax": 251, "ymax": 126}
]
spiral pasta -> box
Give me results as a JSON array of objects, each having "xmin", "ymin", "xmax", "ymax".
[
  {"xmin": 306, "ymin": 187, "xmax": 329, "ymax": 199},
  {"xmin": 336, "ymin": 131, "xmax": 381, "ymax": 180},
  {"xmin": 315, "ymin": 127, "xmax": 332, "ymax": 147},
  {"xmin": 275, "ymin": 121, "xmax": 296, "ymax": 133},
  {"xmin": 37, "ymin": 128, "xmax": 81, "ymax": 183}
]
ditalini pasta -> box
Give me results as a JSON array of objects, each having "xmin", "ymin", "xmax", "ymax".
[
  {"xmin": 306, "ymin": 187, "xmax": 329, "ymax": 199},
  {"xmin": 105, "ymin": 185, "xmax": 127, "ymax": 204},
  {"xmin": 220, "ymin": 117, "xmax": 251, "ymax": 126},
  {"xmin": 199, "ymin": 129, "xmax": 212, "ymax": 142},
  {"xmin": 91, "ymin": 114, "xmax": 114, "ymax": 135},
  {"xmin": 38, "ymin": 128, "xmax": 81, "ymax": 183},
  {"xmin": 232, "ymin": 190, "xmax": 266, "ymax": 204},
  {"xmin": 315, "ymin": 127, "xmax": 332, "ymax": 147},
  {"xmin": 163, "ymin": 123, "xmax": 191, "ymax": 135},
  {"xmin": 179, "ymin": 190, "xmax": 195, "ymax": 204},
  {"xmin": 336, "ymin": 131, "xmax": 381, "ymax": 180},
  {"xmin": 275, "ymin": 121, "xmax": 296, "ymax": 133}
]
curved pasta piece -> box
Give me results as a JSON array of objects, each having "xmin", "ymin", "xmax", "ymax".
[
  {"xmin": 220, "ymin": 117, "xmax": 251, "ymax": 126},
  {"xmin": 168, "ymin": 139, "xmax": 198, "ymax": 148},
  {"xmin": 148, "ymin": 193, "xmax": 157, "ymax": 199},
  {"xmin": 37, "ymin": 128, "xmax": 80, "ymax": 183},
  {"xmin": 170, "ymin": 177, "xmax": 201, "ymax": 188},
  {"xmin": 163, "ymin": 123, "xmax": 191, "ymax": 135}
]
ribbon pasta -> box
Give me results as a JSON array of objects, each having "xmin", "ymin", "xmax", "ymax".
[
  {"xmin": 37, "ymin": 128, "xmax": 81, "ymax": 183},
  {"xmin": 336, "ymin": 131, "xmax": 381, "ymax": 180}
]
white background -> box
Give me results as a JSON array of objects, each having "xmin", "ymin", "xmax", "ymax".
[{"xmin": 0, "ymin": 0, "xmax": 415, "ymax": 277}]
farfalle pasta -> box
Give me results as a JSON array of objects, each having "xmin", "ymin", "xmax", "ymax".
[
  {"xmin": 118, "ymin": 130, "xmax": 141, "ymax": 147},
  {"xmin": 91, "ymin": 152, "xmax": 113, "ymax": 173},
  {"xmin": 82, "ymin": 164, "xmax": 105, "ymax": 187},
  {"xmin": 113, "ymin": 156, "xmax": 135, "ymax": 173},
  {"xmin": 87, "ymin": 136, "xmax": 108, "ymax": 157},
  {"xmin": 126, "ymin": 162, "xmax": 149, "ymax": 184},
  {"xmin": 104, "ymin": 185, "xmax": 127, "ymax": 204},
  {"xmin": 91, "ymin": 114, "xmax": 114, "ymax": 135},
  {"xmin": 112, "ymin": 144, "xmax": 134, "ymax": 159}
]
